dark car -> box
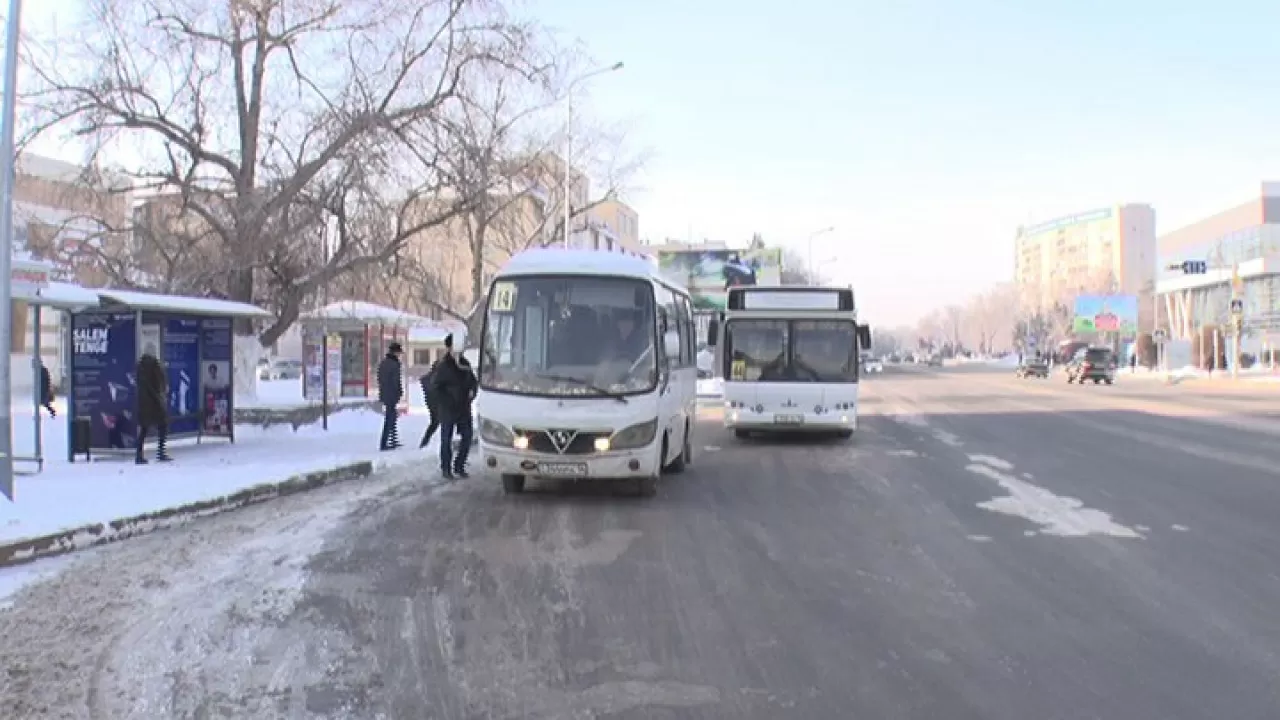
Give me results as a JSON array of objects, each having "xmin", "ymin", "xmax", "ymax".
[
  {"xmin": 1065, "ymin": 347, "xmax": 1116, "ymax": 385},
  {"xmin": 1016, "ymin": 358, "xmax": 1050, "ymax": 379}
]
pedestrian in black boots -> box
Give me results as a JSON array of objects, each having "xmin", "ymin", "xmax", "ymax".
[
  {"xmin": 377, "ymin": 342, "xmax": 405, "ymax": 451},
  {"xmin": 136, "ymin": 345, "xmax": 172, "ymax": 464},
  {"xmin": 418, "ymin": 360, "xmax": 440, "ymax": 448},
  {"xmin": 430, "ymin": 334, "xmax": 477, "ymax": 479}
]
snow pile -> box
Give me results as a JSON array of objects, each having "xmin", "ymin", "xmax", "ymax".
[
  {"xmin": 0, "ymin": 399, "xmax": 442, "ymax": 548},
  {"xmin": 990, "ymin": 354, "xmax": 1021, "ymax": 368},
  {"xmin": 245, "ymin": 377, "xmax": 436, "ymax": 411}
]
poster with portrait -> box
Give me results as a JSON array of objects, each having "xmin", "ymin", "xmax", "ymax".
[
  {"xmin": 200, "ymin": 318, "xmax": 233, "ymax": 436},
  {"xmin": 69, "ymin": 312, "xmax": 138, "ymax": 451},
  {"xmin": 164, "ymin": 316, "xmax": 201, "ymax": 435}
]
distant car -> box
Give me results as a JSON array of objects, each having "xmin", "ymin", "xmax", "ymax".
[
  {"xmin": 1016, "ymin": 358, "xmax": 1050, "ymax": 379},
  {"xmin": 925, "ymin": 355, "xmax": 942, "ymax": 367},
  {"xmin": 1065, "ymin": 347, "xmax": 1116, "ymax": 385},
  {"xmin": 863, "ymin": 358, "xmax": 884, "ymax": 374},
  {"xmin": 260, "ymin": 358, "xmax": 303, "ymax": 380}
]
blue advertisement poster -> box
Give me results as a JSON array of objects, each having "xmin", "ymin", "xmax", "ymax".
[
  {"xmin": 164, "ymin": 317, "xmax": 201, "ymax": 435},
  {"xmin": 70, "ymin": 312, "xmax": 137, "ymax": 451},
  {"xmin": 200, "ymin": 318, "xmax": 233, "ymax": 436}
]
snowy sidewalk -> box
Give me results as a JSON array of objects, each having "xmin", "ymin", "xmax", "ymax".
[{"xmin": 0, "ymin": 395, "xmax": 444, "ymax": 565}]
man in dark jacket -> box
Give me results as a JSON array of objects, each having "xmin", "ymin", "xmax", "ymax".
[
  {"xmin": 136, "ymin": 347, "xmax": 171, "ymax": 464},
  {"xmin": 418, "ymin": 360, "xmax": 441, "ymax": 449},
  {"xmin": 431, "ymin": 334, "xmax": 477, "ymax": 479},
  {"xmin": 377, "ymin": 342, "xmax": 404, "ymax": 451}
]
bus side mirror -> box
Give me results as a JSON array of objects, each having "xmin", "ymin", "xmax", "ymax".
[
  {"xmin": 707, "ymin": 319, "xmax": 719, "ymax": 347},
  {"xmin": 663, "ymin": 330, "xmax": 681, "ymax": 359},
  {"xmin": 857, "ymin": 324, "xmax": 872, "ymax": 350}
]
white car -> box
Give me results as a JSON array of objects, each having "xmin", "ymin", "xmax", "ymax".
[{"xmin": 863, "ymin": 358, "xmax": 884, "ymax": 374}]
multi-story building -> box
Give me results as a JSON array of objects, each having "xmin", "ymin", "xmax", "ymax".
[
  {"xmin": 347, "ymin": 153, "xmax": 642, "ymax": 320},
  {"xmin": 10, "ymin": 153, "xmax": 132, "ymax": 388},
  {"xmin": 1014, "ymin": 204, "xmax": 1157, "ymax": 329},
  {"xmin": 1155, "ymin": 182, "xmax": 1280, "ymax": 342}
]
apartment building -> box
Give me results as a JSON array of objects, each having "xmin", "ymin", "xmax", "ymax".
[
  {"xmin": 1014, "ymin": 204, "xmax": 1157, "ymax": 327},
  {"xmin": 352, "ymin": 153, "xmax": 643, "ymax": 318},
  {"xmin": 9, "ymin": 153, "xmax": 133, "ymax": 387}
]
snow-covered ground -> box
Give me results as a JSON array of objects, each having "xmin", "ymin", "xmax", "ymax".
[
  {"xmin": 244, "ymin": 377, "xmax": 435, "ymax": 410},
  {"xmin": 0, "ymin": 397, "xmax": 442, "ymax": 548}
]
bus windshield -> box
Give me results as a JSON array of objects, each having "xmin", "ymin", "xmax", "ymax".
[
  {"xmin": 479, "ymin": 275, "xmax": 658, "ymax": 397},
  {"xmin": 724, "ymin": 318, "xmax": 859, "ymax": 383}
]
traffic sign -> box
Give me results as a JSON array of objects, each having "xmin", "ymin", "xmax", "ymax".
[
  {"xmin": 1230, "ymin": 298, "xmax": 1244, "ymax": 316},
  {"xmin": 1180, "ymin": 260, "xmax": 1208, "ymax": 274},
  {"xmin": 1153, "ymin": 328, "xmax": 1167, "ymax": 344}
]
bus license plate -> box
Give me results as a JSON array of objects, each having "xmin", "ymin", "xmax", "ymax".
[
  {"xmin": 538, "ymin": 462, "xmax": 589, "ymax": 477},
  {"xmin": 774, "ymin": 414, "xmax": 804, "ymax": 425}
]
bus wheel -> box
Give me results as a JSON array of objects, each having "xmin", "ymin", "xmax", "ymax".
[
  {"xmin": 501, "ymin": 474, "xmax": 526, "ymax": 494},
  {"xmin": 667, "ymin": 423, "xmax": 691, "ymax": 474},
  {"xmin": 837, "ymin": 429, "xmax": 854, "ymax": 439},
  {"xmin": 636, "ymin": 474, "xmax": 658, "ymax": 497},
  {"xmin": 734, "ymin": 429, "xmax": 750, "ymax": 440}
]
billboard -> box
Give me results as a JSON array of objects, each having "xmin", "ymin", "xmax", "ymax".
[
  {"xmin": 1073, "ymin": 294, "xmax": 1138, "ymax": 335},
  {"xmin": 656, "ymin": 247, "xmax": 783, "ymax": 311}
]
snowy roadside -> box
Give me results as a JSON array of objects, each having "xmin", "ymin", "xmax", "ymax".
[{"xmin": 0, "ymin": 464, "xmax": 436, "ymax": 719}]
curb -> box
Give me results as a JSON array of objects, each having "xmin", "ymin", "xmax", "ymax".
[{"xmin": 0, "ymin": 460, "xmax": 376, "ymax": 569}]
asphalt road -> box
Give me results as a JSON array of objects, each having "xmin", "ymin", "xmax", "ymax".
[{"xmin": 4, "ymin": 365, "xmax": 1280, "ymax": 719}]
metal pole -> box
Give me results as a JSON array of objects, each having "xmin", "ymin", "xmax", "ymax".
[
  {"xmin": 31, "ymin": 304, "xmax": 41, "ymax": 468},
  {"xmin": 0, "ymin": 0, "xmax": 25, "ymax": 501},
  {"xmin": 562, "ymin": 93, "xmax": 572, "ymax": 249}
]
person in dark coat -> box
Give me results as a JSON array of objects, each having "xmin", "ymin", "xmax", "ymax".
[
  {"xmin": 418, "ymin": 360, "xmax": 440, "ymax": 449},
  {"xmin": 135, "ymin": 347, "xmax": 171, "ymax": 464},
  {"xmin": 431, "ymin": 334, "xmax": 477, "ymax": 479},
  {"xmin": 38, "ymin": 363, "xmax": 55, "ymax": 418},
  {"xmin": 377, "ymin": 342, "xmax": 404, "ymax": 451}
]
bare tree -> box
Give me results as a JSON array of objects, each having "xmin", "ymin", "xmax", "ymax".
[{"xmin": 22, "ymin": 0, "xmax": 547, "ymax": 396}]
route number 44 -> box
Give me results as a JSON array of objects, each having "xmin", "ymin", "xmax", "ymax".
[{"xmin": 492, "ymin": 282, "xmax": 517, "ymax": 312}]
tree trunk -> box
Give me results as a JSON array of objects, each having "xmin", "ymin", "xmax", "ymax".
[{"xmin": 227, "ymin": 265, "xmax": 264, "ymax": 404}]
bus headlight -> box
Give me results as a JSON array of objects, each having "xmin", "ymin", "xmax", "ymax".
[
  {"xmin": 610, "ymin": 418, "xmax": 658, "ymax": 450},
  {"xmin": 479, "ymin": 417, "xmax": 515, "ymax": 446}
]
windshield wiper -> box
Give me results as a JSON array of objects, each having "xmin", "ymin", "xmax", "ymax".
[{"xmin": 534, "ymin": 373, "xmax": 629, "ymax": 403}]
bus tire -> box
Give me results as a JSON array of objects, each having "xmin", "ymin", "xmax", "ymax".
[
  {"xmin": 636, "ymin": 474, "xmax": 658, "ymax": 497},
  {"xmin": 734, "ymin": 429, "xmax": 750, "ymax": 440},
  {"xmin": 667, "ymin": 422, "xmax": 691, "ymax": 474},
  {"xmin": 837, "ymin": 429, "xmax": 854, "ymax": 439},
  {"xmin": 501, "ymin": 474, "xmax": 526, "ymax": 494}
]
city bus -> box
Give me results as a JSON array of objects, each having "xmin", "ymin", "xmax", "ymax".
[
  {"xmin": 708, "ymin": 285, "xmax": 870, "ymax": 439},
  {"xmin": 468, "ymin": 249, "xmax": 698, "ymax": 496}
]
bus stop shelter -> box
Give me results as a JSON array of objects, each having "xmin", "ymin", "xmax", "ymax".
[{"xmin": 67, "ymin": 289, "xmax": 271, "ymax": 462}]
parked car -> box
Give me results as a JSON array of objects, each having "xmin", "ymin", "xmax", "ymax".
[
  {"xmin": 260, "ymin": 358, "xmax": 303, "ymax": 380},
  {"xmin": 1065, "ymin": 347, "xmax": 1116, "ymax": 385},
  {"xmin": 1016, "ymin": 358, "xmax": 1050, "ymax": 379}
]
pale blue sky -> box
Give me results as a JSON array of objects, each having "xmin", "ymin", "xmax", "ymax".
[
  {"xmin": 522, "ymin": 0, "xmax": 1280, "ymax": 324},
  {"xmin": 23, "ymin": 0, "xmax": 1280, "ymax": 325}
]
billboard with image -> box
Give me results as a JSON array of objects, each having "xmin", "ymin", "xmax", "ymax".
[
  {"xmin": 655, "ymin": 247, "xmax": 783, "ymax": 311},
  {"xmin": 1073, "ymin": 294, "xmax": 1139, "ymax": 335}
]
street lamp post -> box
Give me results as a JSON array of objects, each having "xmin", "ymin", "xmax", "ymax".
[
  {"xmin": 562, "ymin": 61, "xmax": 624, "ymax": 249},
  {"xmin": 806, "ymin": 226, "xmax": 835, "ymax": 284},
  {"xmin": 0, "ymin": 0, "xmax": 23, "ymax": 501}
]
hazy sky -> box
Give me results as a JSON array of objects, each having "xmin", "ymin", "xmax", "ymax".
[{"xmin": 22, "ymin": 0, "xmax": 1280, "ymax": 326}]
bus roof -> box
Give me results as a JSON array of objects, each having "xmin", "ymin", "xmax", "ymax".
[{"xmin": 496, "ymin": 248, "xmax": 685, "ymax": 289}]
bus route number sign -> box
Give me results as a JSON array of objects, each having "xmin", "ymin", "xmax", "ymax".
[
  {"xmin": 730, "ymin": 359, "xmax": 746, "ymax": 381},
  {"xmin": 492, "ymin": 282, "xmax": 517, "ymax": 312}
]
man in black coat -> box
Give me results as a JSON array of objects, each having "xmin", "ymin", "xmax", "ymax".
[
  {"xmin": 135, "ymin": 346, "xmax": 171, "ymax": 464},
  {"xmin": 377, "ymin": 342, "xmax": 404, "ymax": 451},
  {"xmin": 430, "ymin": 334, "xmax": 477, "ymax": 479}
]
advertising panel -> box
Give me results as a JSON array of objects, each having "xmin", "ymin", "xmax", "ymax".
[
  {"xmin": 1073, "ymin": 294, "xmax": 1139, "ymax": 335},
  {"xmin": 656, "ymin": 247, "xmax": 783, "ymax": 311},
  {"xmin": 200, "ymin": 318, "xmax": 233, "ymax": 436},
  {"xmin": 302, "ymin": 325, "xmax": 325, "ymax": 401},
  {"xmin": 70, "ymin": 312, "xmax": 137, "ymax": 450},
  {"xmin": 164, "ymin": 317, "xmax": 201, "ymax": 435}
]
